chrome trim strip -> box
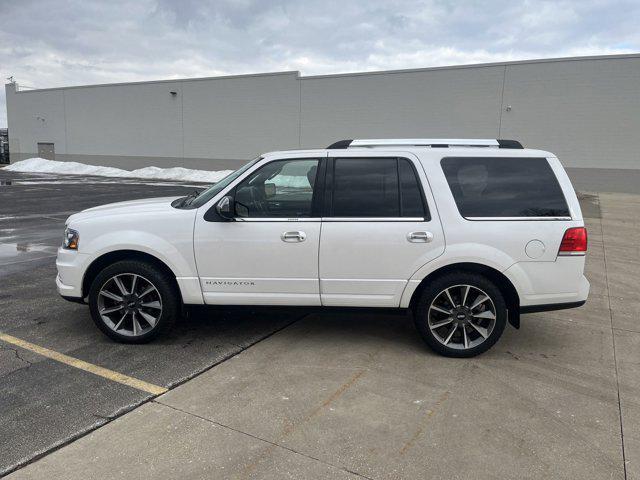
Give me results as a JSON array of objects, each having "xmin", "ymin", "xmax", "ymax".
[
  {"xmin": 465, "ymin": 216, "xmax": 573, "ymax": 221},
  {"xmin": 321, "ymin": 217, "xmax": 426, "ymax": 222},
  {"xmin": 231, "ymin": 217, "xmax": 427, "ymax": 222},
  {"xmin": 234, "ymin": 217, "xmax": 321, "ymax": 222},
  {"xmin": 557, "ymin": 251, "xmax": 587, "ymax": 256}
]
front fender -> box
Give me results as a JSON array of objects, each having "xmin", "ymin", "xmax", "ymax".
[{"xmin": 81, "ymin": 230, "xmax": 196, "ymax": 278}]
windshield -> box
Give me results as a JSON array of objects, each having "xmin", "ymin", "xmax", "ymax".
[{"xmin": 186, "ymin": 157, "xmax": 262, "ymax": 208}]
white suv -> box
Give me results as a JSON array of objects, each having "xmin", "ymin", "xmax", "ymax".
[{"xmin": 56, "ymin": 139, "xmax": 589, "ymax": 357}]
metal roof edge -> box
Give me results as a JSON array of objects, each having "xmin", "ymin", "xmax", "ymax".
[
  {"xmin": 299, "ymin": 53, "xmax": 640, "ymax": 80},
  {"xmin": 8, "ymin": 71, "xmax": 301, "ymax": 94},
  {"xmin": 6, "ymin": 52, "xmax": 640, "ymax": 93}
]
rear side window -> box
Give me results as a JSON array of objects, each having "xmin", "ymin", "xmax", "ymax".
[
  {"xmin": 441, "ymin": 157, "xmax": 570, "ymax": 218},
  {"xmin": 331, "ymin": 158, "xmax": 429, "ymax": 218}
]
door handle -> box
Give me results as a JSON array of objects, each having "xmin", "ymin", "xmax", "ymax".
[
  {"xmin": 407, "ymin": 231, "xmax": 433, "ymax": 243},
  {"xmin": 281, "ymin": 231, "xmax": 306, "ymax": 242}
]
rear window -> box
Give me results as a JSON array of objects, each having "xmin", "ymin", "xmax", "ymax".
[{"xmin": 441, "ymin": 157, "xmax": 570, "ymax": 218}]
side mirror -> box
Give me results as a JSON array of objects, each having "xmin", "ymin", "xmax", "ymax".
[{"xmin": 215, "ymin": 195, "xmax": 235, "ymax": 221}]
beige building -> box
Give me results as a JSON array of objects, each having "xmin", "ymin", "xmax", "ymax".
[{"xmin": 5, "ymin": 53, "xmax": 640, "ymax": 172}]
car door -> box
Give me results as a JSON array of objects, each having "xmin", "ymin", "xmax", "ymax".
[
  {"xmin": 193, "ymin": 154, "xmax": 324, "ymax": 306},
  {"xmin": 319, "ymin": 151, "xmax": 445, "ymax": 307}
]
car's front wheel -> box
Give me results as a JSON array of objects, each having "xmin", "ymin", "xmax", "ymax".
[
  {"xmin": 88, "ymin": 260, "xmax": 179, "ymax": 343},
  {"xmin": 414, "ymin": 272, "xmax": 507, "ymax": 357}
]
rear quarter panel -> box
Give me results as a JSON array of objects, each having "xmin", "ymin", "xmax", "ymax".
[{"xmin": 402, "ymin": 150, "xmax": 586, "ymax": 307}]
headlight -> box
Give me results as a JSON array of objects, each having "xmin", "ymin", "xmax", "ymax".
[{"xmin": 63, "ymin": 227, "xmax": 79, "ymax": 250}]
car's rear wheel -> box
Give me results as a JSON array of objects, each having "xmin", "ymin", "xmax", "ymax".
[
  {"xmin": 88, "ymin": 260, "xmax": 179, "ymax": 343},
  {"xmin": 414, "ymin": 272, "xmax": 507, "ymax": 357}
]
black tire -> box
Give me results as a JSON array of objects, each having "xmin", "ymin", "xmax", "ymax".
[
  {"xmin": 88, "ymin": 260, "xmax": 180, "ymax": 343},
  {"xmin": 414, "ymin": 272, "xmax": 507, "ymax": 358}
]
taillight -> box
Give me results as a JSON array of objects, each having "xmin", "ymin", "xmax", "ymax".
[{"xmin": 558, "ymin": 227, "xmax": 588, "ymax": 255}]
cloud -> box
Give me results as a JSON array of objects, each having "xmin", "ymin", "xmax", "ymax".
[{"xmin": 1, "ymin": 0, "xmax": 639, "ymax": 127}]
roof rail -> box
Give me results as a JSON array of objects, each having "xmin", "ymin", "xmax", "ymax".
[
  {"xmin": 326, "ymin": 139, "xmax": 524, "ymax": 149},
  {"xmin": 327, "ymin": 139, "xmax": 353, "ymax": 149},
  {"xmin": 496, "ymin": 139, "xmax": 524, "ymax": 149}
]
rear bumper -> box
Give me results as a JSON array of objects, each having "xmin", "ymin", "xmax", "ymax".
[
  {"xmin": 517, "ymin": 274, "xmax": 590, "ymax": 307},
  {"xmin": 520, "ymin": 300, "xmax": 586, "ymax": 314},
  {"xmin": 504, "ymin": 258, "xmax": 590, "ymax": 307}
]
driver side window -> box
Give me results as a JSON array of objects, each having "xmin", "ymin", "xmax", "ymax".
[{"xmin": 234, "ymin": 158, "xmax": 319, "ymax": 218}]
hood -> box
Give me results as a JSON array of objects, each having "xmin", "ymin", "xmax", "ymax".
[{"xmin": 66, "ymin": 196, "xmax": 182, "ymax": 224}]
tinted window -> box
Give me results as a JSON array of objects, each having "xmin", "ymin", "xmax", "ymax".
[
  {"xmin": 441, "ymin": 157, "xmax": 570, "ymax": 218},
  {"xmin": 234, "ymin": 159, "xmax": 318, "ymax": 218},
  {"xmin": 399, "ymin": 159, "xmax": 428, "ymax": 219},
  {"xmin": 331, "ymin": 158, "xmax": 428, "ymax": 218},
  {"xmin": 186, "ymin": 156, "xmax": 261, "ymax": 209},
  {"xmin": 333, "ymin": 158, "xmax": 398, "ymax": 217}
]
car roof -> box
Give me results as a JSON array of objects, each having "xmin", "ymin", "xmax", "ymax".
[
  {"xmin": 262, "ymin": 146, "xmax": 555, "ymax": 159},
  {"xmin": 262, "ymin": 139, "xmax": 555, "ymax": 160}
]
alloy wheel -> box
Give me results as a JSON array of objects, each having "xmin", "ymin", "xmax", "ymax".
[
  {"xmin": 427, "ymin": 284, "xmax": 497, "ymax": 350},
  {"xmin": 97, "ymin": 273, "xmax": 163, "ymax": 337}
]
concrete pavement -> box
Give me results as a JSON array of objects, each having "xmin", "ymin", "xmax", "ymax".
[{"xmin": 7, "ymin": 191, "xmax": 639, "ymax": 479}]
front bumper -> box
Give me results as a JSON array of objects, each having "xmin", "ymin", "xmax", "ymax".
[
  {"xmin": 56, "ymin": 247, "xmax": 90, "ymax": 299},
  {"xmin": 56, "ymin": 275, "xmax": 86, "ymax": 303}
]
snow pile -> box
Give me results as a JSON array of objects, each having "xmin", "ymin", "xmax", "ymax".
[{"xmin": 4, "ymin": 158, "xmax": 233, "ymax": 184}]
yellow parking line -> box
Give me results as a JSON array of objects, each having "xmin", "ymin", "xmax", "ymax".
[{"xmin": 0, "ymin": 333, "xmax": 167, "ymax": 395}]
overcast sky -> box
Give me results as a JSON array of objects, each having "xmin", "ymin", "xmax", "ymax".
[{"xmin": 1, "ymin": 0, "xmax": 639, "ymax": 127}]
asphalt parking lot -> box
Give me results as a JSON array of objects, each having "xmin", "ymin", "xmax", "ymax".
[
  {"xmin": 0, "ymin": 171, "xmax": 306, "ymax": 476},
  {"xmin": 1, "ymin": 169, "xmax": 639, "ymax": 479}
]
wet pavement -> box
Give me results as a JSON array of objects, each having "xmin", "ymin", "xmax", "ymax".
[
  {"xmin": 0, "ymin": 170, "xmax": 306, "ymax": 475},
  {"xmin": 0, "ymin": 172, "xmax": 204, "ymax": 274}
]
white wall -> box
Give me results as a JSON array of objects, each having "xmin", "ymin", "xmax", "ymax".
[
  {"xmin": 64, "ymin": 81, "xmax": 183, "ymax": 158},
  {"xmin": 182, "ymin": 72, "xmax": 300, "ymax": 159},
  {"xmin": 6, "ymin": 72, "xmax": 301, "ymax": 161},
  {"xmin": 300, "ymin": 65, "xmax": 505, "ymax": 149},
  {"xmin": 499, "ymin": 57, "xmax": 640, "ymax": 169},
  {"xmin": 6, "ymin": 85, "xmax": 67, "ymax": 156}
]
